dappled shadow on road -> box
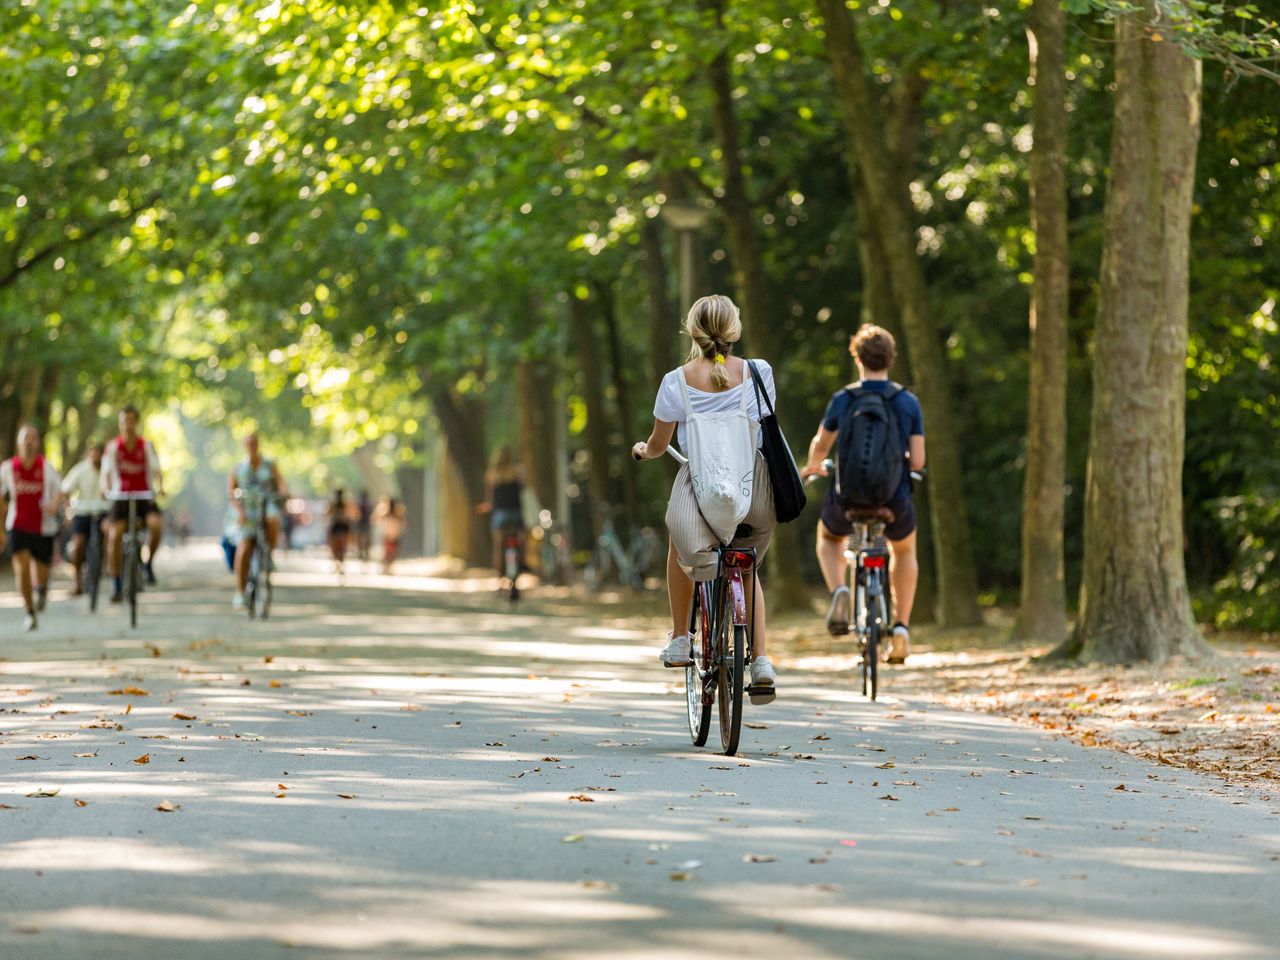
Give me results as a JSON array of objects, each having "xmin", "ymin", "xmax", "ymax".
[{"xmin": 2, "ymin": 550, "xmax": 1279, "ymax": 958}]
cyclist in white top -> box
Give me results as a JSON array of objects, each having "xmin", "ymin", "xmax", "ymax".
[
  {"xmin": 228, "ymin": 432, "xmax": 288, "ymax": 609},
  {"xmin": 632, "ymin": 294, "xmax": 779, "ymax": 702},
  {"xmin": 60, "ymin": 442, "xmax": 108, "ymax": 596}
]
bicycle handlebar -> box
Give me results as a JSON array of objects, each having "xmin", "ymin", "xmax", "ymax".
[
  {"xmin": 107, "ymin": 491, "xmax": 156, "ymax": 501},
  {"xmin": 805, "ymin": 459, "xmax": 926, "ymax": 485},
  {"xmin": 631, "ymin": 444, "xmax": 688, "ymax": 466}
]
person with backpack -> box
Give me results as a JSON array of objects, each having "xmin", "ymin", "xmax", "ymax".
[
  {"xmin": 632, "ymin": 294, "xmax": 779, "ymax": 703},
  {"xmin": 800, "ymin": 324, "xmax": 925, "ymax": 663}
]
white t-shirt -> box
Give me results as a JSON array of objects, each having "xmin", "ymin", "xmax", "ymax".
[
  {"xmin": 61, "ymin": 460, "xmax": 109, "ymax": 515},
  {"xmin": 652, "ymin": 359, "xmax": 777, "ymax": 452}
]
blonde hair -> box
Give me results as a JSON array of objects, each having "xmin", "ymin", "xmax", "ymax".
[
  {"xmin": 684, "ymin": 294, "xmax": 742, "ymax": 390},
  {"xmin": 486, "ymin": 445, "xmax": 520, "ymax": 486}
]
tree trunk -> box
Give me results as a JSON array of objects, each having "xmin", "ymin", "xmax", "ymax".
[
  {"xmin": 705, "ymin": 0, "xmax": 808, "ymax": 611},
  {"xmin": 642, "ymin": 217, "xmax": 679, "ymax": 392},
  {"xmin": 516, "ymin": 359, "xmax": 559, "ymax": 513},
  {"xmin": 817, "ymin": 0, "xmax": 982, "ymax": 626},
  {"xmin": 394, "ymin": 463, "xmax": 426, "ymax": 557},
  {"xmin": 569, "ymin": 294, "xmax": 613, "ymax": 538},
  {"xmin": 1014, "ymin": 0, "xmax": 1071, "ymax": 645},
  {"xmin": 429, "ymin": 384, "xmax": 489, "ymax": 566},
  {"xmin": 599, "ymin": 281, "xmax": 640, "ymax": 531},
  {"xmin": 1058, "ymin": 5, "xmax": 1209, "ymax": 663}
]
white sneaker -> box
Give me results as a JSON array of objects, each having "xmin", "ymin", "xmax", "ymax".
[
  {"xmin": 232, "ymin": 592, "xmax": 245, "ymax": 610},
  {"xmin": 825, "ymin": 585, "xmax": 851, "ymax": 636},
  {"xmin": 749, "ymin": 656, "xmax": 777, "ymax": 705},
  {"xmin": 660, "ymin": 633, "xmax": 692, "ymax": 668},
  {"xmin": 888, "ymin": 623, "xmax": 910, "ymax": 664},
  {"xmin": 23, "ymin": 612, "xmax": 37, "ymax": 632}
]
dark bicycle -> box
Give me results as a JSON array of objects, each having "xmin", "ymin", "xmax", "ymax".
[
  {"xmin": 500, "ymin": 524, "xmax": 522, "ymax": 604},
  {"xmin": 110, "ymin": 491, "xmax": 151, "ymax": 629},
  {"xmin": 809, "ymin": 459, "xmax": 922, "ymax": 701},
  {"xmin": 638, "ymin": 447, "xmax": 762, "ymax": 756},
  {"xmin": 238, "ymin": 487, "xmax": 280, "ymax": 621},
  {"xmin": 84, "ymin": 508, "xmax": 107, "ymax": 612}
]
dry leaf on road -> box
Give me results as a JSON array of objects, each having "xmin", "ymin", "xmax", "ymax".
[
  {"xmin": 131, "ymin": 754, "xmax": 150, "ymax": 765},
  {"xmin": 155, "ymin": 800, "xmax": 180, "ymax": 812},
  {"xmin": 108, "ymin": 688, "xmax": 148, "ymax": 696},
  {"xmin": 743, "ymin": 854, "xmax": 778, "ymax": 863},
  {"xmin": 26, "ymin": 788, "xmax": 59, "ymax": 798}
]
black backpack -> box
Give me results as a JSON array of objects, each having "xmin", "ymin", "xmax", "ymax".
[{"xmin": 835, "ymin": 383, "xmax": 906, "ymax": 508}]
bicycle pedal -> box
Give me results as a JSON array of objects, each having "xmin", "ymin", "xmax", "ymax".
[{"xmin": 747, "ymin": 683, "xmax": 776, "ymax": 705}]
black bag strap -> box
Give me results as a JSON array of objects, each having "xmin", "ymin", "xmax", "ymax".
[{"xmin": 747, "ymin": 361, "xmax": 775, "ymax": 418}]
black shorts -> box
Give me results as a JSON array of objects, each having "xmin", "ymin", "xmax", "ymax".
[
  {"xmin": 7, "ymin": 529, "xmax": 54, "ymax": 565},
  {"xmin": 110, "ymin": 499, "xmax": 159, "ymax": 523},
  {"xmin": 330, "ymin": 523, "xmax": 350, "ymax": 538},
  {"xmin": 820, "ymin": 489, "xmax": 917, "ymax": 543},
  {"xmin": 71, "ymin": 513, "xmax": 108, "ymax": 538}
]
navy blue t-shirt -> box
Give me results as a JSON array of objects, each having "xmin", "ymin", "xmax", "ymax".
[{"xmin": 822, "ymin": 380, "xmax": 924, "ymax": 502}]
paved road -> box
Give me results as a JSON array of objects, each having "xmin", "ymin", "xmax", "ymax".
[{"xmin": 2, "ymin": 546, "xmax": 1279, "ymax": 959}]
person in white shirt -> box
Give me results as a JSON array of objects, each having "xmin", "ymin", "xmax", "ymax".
[
  {"xmin": 631, "ymin": 294, "xmax": 779, "ymax": 703},
  {"xmin": 60, "ymin": 442, "xmax": 108, "ymax": 596},
  {"xmin": 0, "ymin": 425, "xmax": 62, "ymax": 631}
]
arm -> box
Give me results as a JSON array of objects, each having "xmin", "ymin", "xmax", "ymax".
[
  {"xmin": 229, "ymin": 469, "xmax": 246, "ymax": 520},
  {"xmin": 631, "ymin": 419, "xmax": 677, "ymax": 461},
  {"xmin": 148, "ymin": 443, "xmax": 165, "ymax": 497},
  {"xmin": 800, "ymin": 426, "xmax": 838, "ymax": 478},
  {"xmin": 99, "ymin": 445, "xmax": 115, "ymax": 497},
  {"xmin": 271, "ymin": 462, "xmax": 288, "ymax": 498},
  {"xmin": 909, "ymin": 434, "xmax": 925, "ymax": 472}
]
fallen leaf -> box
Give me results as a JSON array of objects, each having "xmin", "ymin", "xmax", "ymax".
[
  {"xmin": 485, "ymin": 741, "xmax": 506, "ymax": 747},
  {"xmin": 1024, "ymin": 815, "xmax": 1043, "ymax": 821},
  {"xmin": 74, "ymin": 752, "xmax": 97, "ymax": 758},
  {"xmin": 337, "ymin": 793, "xmax": 356, "ymax": 800},
  {"xmin": 744, "ymin": 723, "xmax": 769, "ymax": 730},
  {"xmin": 26, "ymin": 788, "xmax": 59, "ymax": 798},
  {"xmin": 579, "ymin": 880, "xmax": 616, "ymax": 890},
  {"xmin": 568, "ymin": 794, "xmax": 595, "ymax": 803},
  {"xmin": 132, "ymin": 754, "xmax": 150, "ymax": 765},
  {"xmin": 1017, "ymin": 848, "xmax": 1049, "ymax": 859},
  {"xmin": 269, "ymin": 680, "xmax": 283, "ymax": 689},
  {"xmin": 877, "ymin": 794, "xmax": 900, "ymax": 801},
  {"xmin": 124, "ymin": 704, "xmax": 133, "ymax": 716},
  {"xmin": 669, "ymin": 871, "xmax": 693, "ymax": 881},
  {"xmin": 107, "ymin": 687, "xmax": 148, "ymax": 696},
  {"xmin": 955, "ymin": 859, "xmax": 985, "ymax": 867},
  {"xmin": 875, "ymin": 761, "xmax": 895, "ymax": 769},
  {"xmin": 286, "ymin": 711, "xmax": 312, "ymax": 717},
  {"xmin": 743, "ymin": 854, "xmax": 778, "ymax": 863},
  {"xmin": 74, "ymin": 799, "xmax": 88, "ymax": 807},
  {"xmin": 893, "ymin": 780, "xmax": 919, "ymax": 787},
  {"xmin": 15, "ymin": 755, "xmax": 42, "ymax": 761},
  {"xmin": 812, "ymin": 734, "xmax": 831, "ymax": 741},
  {"xmin": 561, "ymin": 834, "xmax": 584, "ymax": 843},
  {"xmin": 172, "ymin": 713, "xmax": 197, "ymax": 721},
  {"xmin": 154, "ymin": 800, "xmax": 180, "ymax": 812},
  {"xmin": 942, "ymin": 806, "xmax": 960, "ymax": 812},
  {"xmin": 263, "ymin": 656, "xmax": 274, "ymax": 663},
  {"xmin": 0, "ymin": 803, "xmax": 17, "ymax": 809}
]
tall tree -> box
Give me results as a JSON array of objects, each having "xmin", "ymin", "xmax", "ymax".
[
  {"xmin": 1061, "ymin": 1, "xmax": 1212, "ymax": 662},
  {"xmin": 1015, "ymin": 0, "xmax": 1070, "ymax": 644},
  {"xmin": 816, "ymin": 0, "xmax": 982, "ymax": 625}
]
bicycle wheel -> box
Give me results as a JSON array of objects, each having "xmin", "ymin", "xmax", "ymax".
[
  {"xmin": 126, "ymin": 541, "xmax": 140, "ymax": 629},
  {"xmin": 686, "ymin": 584, "xmax": 712, "ymax": 747},
  {"xmin": 866, "ymin": 621, "xmax": 880, "ymax": 701},
  {"xmin": 717, "ymin": 622, "xmax": 746, "ymax": 756},
  {"xmin": 255, "ymin": 545, "xmax": 272, "ymax": 620},
  {"xmin": 86, "ymin": 528, "xmax": 102, "ymax": 613}
]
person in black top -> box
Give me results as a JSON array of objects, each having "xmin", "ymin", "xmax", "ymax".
[
  {"xmin": 476, "ymin": 446, "xmax": 524, "ymax": 580},
  {"xmin": 328, "ymin": 488, "xmax": 351, "ymax": 575},
  {"xmin": 355, "ymin": 489, "xmax": 373, "ymax": 562}
]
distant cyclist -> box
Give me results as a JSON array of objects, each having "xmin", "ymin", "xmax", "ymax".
[
  {"xmin": 477, "ymin": 446, "xmax": 525, "ymax": 580},
  {"xmin": 799, "ymin": 324, "xmax": 925, "ymax": 663},
  {"xmin": 632, "ymin": 294, "xmax": 779, "ymax": 700},
  {"xmin": 60, "ymin": 441, "xmax": 107, "ymax": 596},
  {"xmin": 228, "ymin": 432, "xmax": 288, "ymax": 609},
  {"xmin": 327, "ymin": 488, "xmax": 351, "ymax": 575},
  {"xmin": 101, "ymin": 405, "xmax": 164, "ymax": 602},
  {"xmin": 0, "ymin": 425, "xmax": 62, "ymax": 631}
]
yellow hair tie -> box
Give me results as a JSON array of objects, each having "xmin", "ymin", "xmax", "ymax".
[{"xmin": 714, "ymin": 354, "xmax": 726, "ymax": 364}]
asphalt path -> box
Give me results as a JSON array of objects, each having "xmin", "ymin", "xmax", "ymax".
[{"xmin": 2, "ymin": 545, "xmax": 1279, "ymax": 959}]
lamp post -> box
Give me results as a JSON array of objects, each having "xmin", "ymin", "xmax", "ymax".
[{"xmin": 660, "ymin": 199, "xmax": 712, "ymax": 310}]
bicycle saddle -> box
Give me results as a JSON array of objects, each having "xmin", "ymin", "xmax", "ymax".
[{"xmin": 843, "ymin": 505, "xmax": 895, "ymax": 523}]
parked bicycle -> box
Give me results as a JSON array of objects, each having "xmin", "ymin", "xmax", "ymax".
[
  {"xmin": 583, "ymin": 516, "xmax": 661, "ymax": 592},
  {"xmin": 109, "ymin": 491, "xmax": 152, "ymax": 628}
]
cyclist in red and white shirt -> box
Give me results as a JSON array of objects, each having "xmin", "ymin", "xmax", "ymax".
[
  {"xmin": 0, "ymin": 425, "xmax": 63, "ymax": 632},
  {"xmin": 100, "ymin": 405, "xmax": 164, "ymax": 602}
]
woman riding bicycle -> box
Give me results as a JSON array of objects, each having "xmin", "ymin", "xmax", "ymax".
[
  {"xmin": 631, "ymin": 294, "xmax": 778, "ymax": 703},
  {"xmin": 476, "ymin": 446, "xmax": 525, "ymax": 583}
]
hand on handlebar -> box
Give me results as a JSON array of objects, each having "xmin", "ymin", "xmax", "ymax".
[{"xmin": 631, "ymin": 441, "xmax": 647, "ymax": 462}]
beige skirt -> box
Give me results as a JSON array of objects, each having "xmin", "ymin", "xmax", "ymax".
[{"xmin": 666, "ymin": 451, "xmax": 776, "ymax": 582}]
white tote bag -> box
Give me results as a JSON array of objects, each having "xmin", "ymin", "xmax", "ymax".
[{"xmin": 678, "ymin": 364, "xmax": 756, "ymax": 545}]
